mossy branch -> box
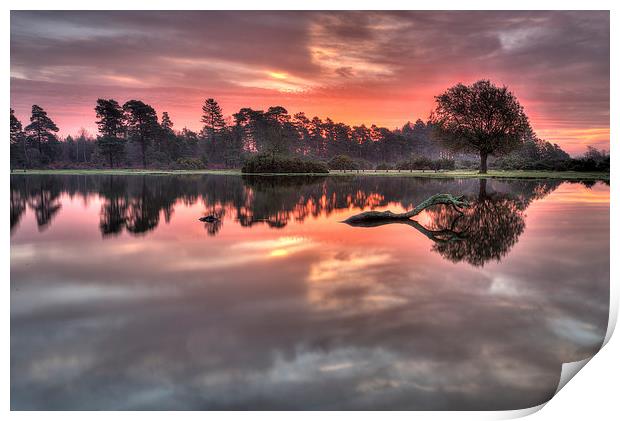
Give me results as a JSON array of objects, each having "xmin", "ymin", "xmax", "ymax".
[{"xmin": 342, "ymin": 193, "xmax": 470, "ymax": 224}]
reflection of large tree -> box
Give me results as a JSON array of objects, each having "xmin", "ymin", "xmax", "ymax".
[
  {"xmin": 345, "ymin": 179, "xmax": 561, "ymax": 267},
  {"xmin": 425, "ymin": 180, "xmax": 526, "ymax": 266}
]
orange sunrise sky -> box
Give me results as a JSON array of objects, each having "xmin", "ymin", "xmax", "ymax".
[{"xmin": 10, "ymin": 11, "xmax": 610, "ymax": 155}]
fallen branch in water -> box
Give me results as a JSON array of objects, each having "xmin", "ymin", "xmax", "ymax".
[
  {"xmin": 342, "ymin": 193, "xmax": 470, "ymax": 224},
  {"xmin": 343, "ymin": 216, "xmax": 467, "ymax": 244}
]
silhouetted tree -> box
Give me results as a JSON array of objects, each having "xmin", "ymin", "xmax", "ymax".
[
  {"xmin": 158, "ymin": 111, "xmax": 179, "ymax": 159},
  {"xmin": 161, "ymin": 111, "xmax": 173, "ymax": 133},
  {"xmin": 24, "ymin": 105, "xmax": 59, "ymax": 162},
  {"xmin": 95, "ymin": 99, "xmax": 126, "ymax": 167},
  {"xmin": 10, "ymin": 109, "xmax": 28, "ymax": 168},
  {"xmin": 263, "ymin": 106, "xmax": 295, "ymax": 157},
  {"xmin": 430, "ymin": 80, "xmax": 531, "ymax": 173},
  {"xmin": 201, "ymin": 98, "xmax": 226, "ymax": 142},
  {"xmin": 123, "ymin": 100, "xmax": 159, "ymax": 168}
]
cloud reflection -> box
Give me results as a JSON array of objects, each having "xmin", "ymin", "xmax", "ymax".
[{"xmin": 10, "ymin": 175, "xmax": 609, "ymax": 410}]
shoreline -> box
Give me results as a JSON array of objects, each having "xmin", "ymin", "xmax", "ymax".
[{"xmin": 9, "ymin": 169, "xmax": 610, "ymax": 181}]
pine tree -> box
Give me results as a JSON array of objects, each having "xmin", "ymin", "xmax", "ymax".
[
  {"xmin": 201, "ymin": 98, "xmax": 226, "ymax": 142},
  {"xmin": 159, "ymin": 111, "xmax": 177, "ymax": 159},
  {"xmin": 123, "ymin": 100, "xmax": 159, "ymax": 168},
  {"xmin": 10, "ymin": 109, "xmax": 28, "ymax": 168},
  {"xmin": 161, "ymin": 112, "xmax": 174, "ymax": 133},
  {"xmin": 24, "ymin": 105, "xmax": 59, "ymax": 157},
  {"xmin": 95, "ymin": 99, "xmax": 126, "ymax": 168}
]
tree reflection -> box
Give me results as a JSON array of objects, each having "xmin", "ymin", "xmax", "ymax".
[
  {"xmin": 424, "ymin": 179, "xmax": 526, "ymax": 266},
  {"xmin": 10, "ymin": 189, "xmax": 27, "ymax": 232},
  {"xmin": 11, "ymin": 174, "xmax": 567, "ymax": 251},
  {"xmin": 99, "ymin": 177, "xmax": 177, "ymax": 236},
  {"xmin": 344, "ymin": 179, "xmax": 561, "ymax": 267},
  {"xmin": 99, "ymin": 177, "xmax": 128, "ymax": 236},
  {"xmin": 201, "ymin": 207, "xmax": 225, "ymax": 236},
  {"xmin": 22, "ymin": 177, "xmax": 63, "ymax": 232}
]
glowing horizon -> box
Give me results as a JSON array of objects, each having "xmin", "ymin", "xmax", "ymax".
[{"xmin": 10, "ymin": 11, "xmax": 609, "ymax": 156}]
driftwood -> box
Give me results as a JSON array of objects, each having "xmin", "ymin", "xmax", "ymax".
[
  {"xmin": 342, "ymin": 193, "xmax": 470, "ymax": 224},
  {"xmin": 344, "ymin": 216, "xmax": 467, "ymax": 244}
]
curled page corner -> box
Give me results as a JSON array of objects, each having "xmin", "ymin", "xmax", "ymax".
[
  {"xmin": 497, "ymin": 357, "xmax": 595, "ymax": 420},
  {"xmin": 497, "ymin": 402, "xmax": 547, "ymax": 419},
  {"xmin": 510, "ymin": 308, "xmax": 617, "ymax": 419},
  {"xmin": 555, "ymin": 357, "xmax": 593, "ymax": 395},
  {"xmin": 603, "ymin": 285, "xmax": 618, "ymax": 347}
]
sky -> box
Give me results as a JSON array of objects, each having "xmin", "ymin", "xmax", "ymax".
[{"xmin": 10, "ymin": 11, "xmax": 609, "ymax": 155}]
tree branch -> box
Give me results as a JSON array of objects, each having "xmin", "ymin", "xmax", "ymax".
[{"xmin": 342, "ymin": 193, "xmax": 470, "ymax": 224}]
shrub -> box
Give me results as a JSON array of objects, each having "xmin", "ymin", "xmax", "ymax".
[
  {"xmin": 395, "ymin": 156, "xmax": 433, "ymax": 171},
  {"xmin": 242, "ymin": 154, "xmax": 329, "ymax": 174},
  {"xmin": 455, "ymin": 159, "xmax": 479, "ymax": 170},
  {"xmin": 328, "ymin": 155, "xmax": 359, "ymax": 170},
  {"xmin": 434, "ymin": 158, "xmax": 456, "ymax": 171},
  {"xmin": 375, "ymin": 162, "xmax": 393, "ymax": 171},
  {"xmin": 176, "ymin": 157, "xmax": 206, "ymax": 170},
  {"xmin": 356, "ymin": 159, "xmax": 373, "ymax": 170},
  {"xmin": 494, "ymin": 155, "xmax": 610, "ymax": 172}
]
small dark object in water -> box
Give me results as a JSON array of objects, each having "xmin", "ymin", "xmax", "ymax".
[{"xmin": 199, "ymin": 215, "xmax": 219, "ymax": 223}]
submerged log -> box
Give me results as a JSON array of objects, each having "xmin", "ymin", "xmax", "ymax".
[{"xmin": 342, "ymin": 193, "xmax": 469, "ymax": 224}]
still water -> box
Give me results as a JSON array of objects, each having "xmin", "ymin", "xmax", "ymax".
[{"xmin": 10, "ymin": 174, "xmax": 609, "ymax": 410}]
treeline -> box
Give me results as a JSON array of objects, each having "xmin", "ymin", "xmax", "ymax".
[
  {"xmin": 9, "ymin": 99, "xmax": 442, "ymax": 170},
  {"xmin": 9, "ymin": 97, "xmax": 609, "ymax": 172},
  {"xmin": 495, "ymin": 140, "xmax": 610, "ymax": 172}
]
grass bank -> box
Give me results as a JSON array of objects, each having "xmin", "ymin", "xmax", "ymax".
[{"xmin": 10, "ymin": 168, "xmax": 609, "ymax": 181}]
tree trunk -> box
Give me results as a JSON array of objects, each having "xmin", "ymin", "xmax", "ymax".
[
  {"xmin": 22, "ymin": 137, "xmax": 29, "ymax": 169},
  {"xmin": 141, "ymin": 141, "xmax": 147, "ymax": 169},
  {"xmin": 478, "ymin": 178, "xmax": 487, "ymax": 199},
  {"xmin": 479, "ymin": 152, "xmax": 488, "ymax": 174}
]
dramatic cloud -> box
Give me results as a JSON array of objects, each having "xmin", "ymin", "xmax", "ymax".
[{"xmin": 10, "ymin": 11, "xmax": 609, "ymax": 154}]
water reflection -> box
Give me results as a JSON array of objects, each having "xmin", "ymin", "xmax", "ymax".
[
  {"xmin": 12, "ymin": 175, "xmax": 562, "ymax": 236},
  {"xmin": 10, "ymin": 175, "xmax": 609, "ymax": 410},
  {"xmin": 11, "ymin": 175, "xmax": 569, "ymax": 267}
]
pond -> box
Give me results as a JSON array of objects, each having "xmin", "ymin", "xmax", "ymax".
[{"xmin": 10, "ymin": 174, "xmax": 610, "ymax": 410}]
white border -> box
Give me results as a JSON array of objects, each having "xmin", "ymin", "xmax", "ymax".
[{"xmin": 3, "ymin": 1, "xmax": 617, "ymax": 420}]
